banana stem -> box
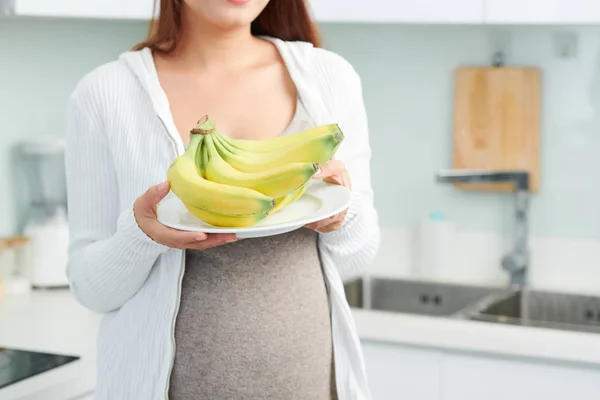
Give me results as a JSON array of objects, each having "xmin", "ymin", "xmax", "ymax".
[{"xmin": 190, "ymin": 115, "xmax": 216, "ymax": 135}]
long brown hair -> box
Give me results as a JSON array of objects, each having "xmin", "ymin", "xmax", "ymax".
[{"xmin": 133, "ymin": 0, "xmax": 321, "ymax": 54}]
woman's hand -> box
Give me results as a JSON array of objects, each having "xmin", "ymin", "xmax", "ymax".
[
  {"xmin": 134, "ymin": 181, "xmax": 239, "ymax": 250},
  {"xmin": 304, "ymin": 160, "xmax": 351, "ymax": 233}
]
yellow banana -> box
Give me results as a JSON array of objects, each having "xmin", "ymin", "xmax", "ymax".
[
  {"xmin": 167, "ymin": 115, "xmax": 333, "ymax": 227},
  {"xmin": 192, "ymin": 115, "xmax": 214, "ymax": 179},
  {"xmin": 215, "ymin": 123, "xmax": 344, "ymax": 153},
  {"xmin": 167, "ymin": 127, "xmax": 275, "ymax": 217},
  {"xmin": 271, "ymin": 182, "xmax": 309, "ymax": 214},
  {"xmin": 213, "ymin": 131, "xmax": 341, "ymax": 173},
  {"xmin": 184, "ymin": 203, "xmax": 269, "ymax": 228},
  {"xmin": 198, "ymin": 134, "xmax": 210, "ymax": 178},
  {"xmin": 204, "ymin": 134, "xmax": 318, "ymax": 198}
]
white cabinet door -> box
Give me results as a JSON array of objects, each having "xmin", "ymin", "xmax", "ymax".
[
  {"xmin": 309, "ymin": 0, "xmax": 485, "ymax": 24},
  {"xmin": 361, "ymin": 340, "xmax": 441, "ymax": 400},
  {"xmin": 440, "ymin": 352, "xmax": 600, "ymax": 400},
  {"xmin": 7, "ymin": 0, "xmax": 155, "ymax": 20},
  {"xmin": 485, "ymin": 0, "xmax": 600, "ymax": 24}
]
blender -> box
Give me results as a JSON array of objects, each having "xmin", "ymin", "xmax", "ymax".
[{"xmin": 17, "ymin": 138, "xmax": 69, "ymax": 288}]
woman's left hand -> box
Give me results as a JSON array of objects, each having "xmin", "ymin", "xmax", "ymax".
[{"xmin": 304, "ymin": 160, "xmax": 351, "ymax": 233}]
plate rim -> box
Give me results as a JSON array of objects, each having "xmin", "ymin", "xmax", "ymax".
[{"xmin": 156, "ymin": 181, "xmax": 352, "ymax": 234}]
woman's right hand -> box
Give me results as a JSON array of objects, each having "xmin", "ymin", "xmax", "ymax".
[{"xmin": 134, "ymin": 181, "xmax": 239, "ymax": 250}]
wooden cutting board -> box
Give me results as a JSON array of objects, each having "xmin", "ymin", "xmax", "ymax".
[{"xmin": 452, "ymin": 66, "xmax": 541, "ymax": 192}]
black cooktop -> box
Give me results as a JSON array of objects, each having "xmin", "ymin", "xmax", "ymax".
[{"xmin": 0, "ymin": 348, "xmax": 80, "ymax": 389}]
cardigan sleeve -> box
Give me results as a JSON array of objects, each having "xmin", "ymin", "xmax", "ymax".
[
  {"xmin": 64, "ymin": 88, "xmax": 170, "ymax": 313},
  {"xmin": 313, "ymin": 50, "xmax": 382, "ymax": 281}
]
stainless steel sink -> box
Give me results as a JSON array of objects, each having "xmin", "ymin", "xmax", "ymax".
[
  {"xmin": 344, "ymin": 277, "xmax": 600, "ymax": 335},
  {"xmin": 469, "ymin": 289, "xmax": 600, "ymax": 334},
  {"xmin": 344, "ymin": 277, "xmax": 503, "ymax": 317}
]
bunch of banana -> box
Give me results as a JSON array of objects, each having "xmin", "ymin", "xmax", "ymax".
[{"xmin": 167, "ymin": 115, "xmax": 344, "ymax": 228}]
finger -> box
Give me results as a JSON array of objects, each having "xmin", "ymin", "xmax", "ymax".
[
  {"xmin": 304, "ymin": 215, "xmax": 338, "ymax": 231},
  {"xmin": 313, "ymin": 160, "xmax": 346, "ymax": 179},
  {"xmin": 147, "ymin": 224, "xmax": 208, "ymax": 247},
  {"xmin": 325, "ymin": 211, "xmax": 346, "ymax": 223},
  {"xmin": 315, "ymin": 215, "xmax": 346, "ymax": 233},
  {"xmin": 323, "ymin": 175, "xmax": 344, "ymax": 186},
  {"xmin": 304, "ymin": 221, "xmax": 320, "ymax": 230},
  {"xmin": 316, "ymin": 221, "xmax": 343, "ymax": 233},
  {"xmin": 314, "ymin": 162, "xmax": 351, "ymax": 190},
  {"xmin": 139, "ymin": 181, "xmax": 171, "ymax": 213},
  {"xmin": 305, "ymin": 209, "xmax": 348, "ymax": 232},
  {"xmin": 188, "ymin": 234, "xmax": 239, "ymax": 250},
  {"xmin": 305, "ymin": 216, "xmax": 334, "ymax": 229}
]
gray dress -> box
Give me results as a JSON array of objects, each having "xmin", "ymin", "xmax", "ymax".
[{"xmin": 168, "ymin": 98, "xmax": 337, "ymax": 399}]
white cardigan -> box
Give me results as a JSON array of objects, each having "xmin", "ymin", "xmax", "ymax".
[{"xmin": 65, "ymin": 36, "xmax": 381, "ymax": 400}]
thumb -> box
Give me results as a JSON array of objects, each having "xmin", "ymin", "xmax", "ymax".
[
  {"xmin": 323, "ymin": 175, "xmax": 343, "ymax": 186},
  {"xmin": 313, "ymin": 160, "xmax": 342, "ymax": 179},
  {"xmin": 313, "ymin": 164, "xmax": 329, "ymax": 179},
  {"xmin": 142, "ymin": 181, "xmax": 171, "ymax": 209}
]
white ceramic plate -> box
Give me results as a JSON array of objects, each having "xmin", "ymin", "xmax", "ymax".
[{"xmin": 156, "ymin": 180, "xmax": 351, "ymax": 238}]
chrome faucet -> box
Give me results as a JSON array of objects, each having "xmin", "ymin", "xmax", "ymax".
[{"xmin": 435, "ymin": 169, "xmax": 530, "ymax": 287}]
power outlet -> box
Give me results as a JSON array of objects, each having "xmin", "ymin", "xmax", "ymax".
[{"xmin": 554, "ymin": 31, "xmax": 578, "ymax": 59}]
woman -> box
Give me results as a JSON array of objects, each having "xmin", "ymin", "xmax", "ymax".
[{"xmin": 65, "ymin": 0, "xmax": 380, "ymax": 398}]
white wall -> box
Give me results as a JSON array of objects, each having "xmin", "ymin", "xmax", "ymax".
[
  {"xmin": 0, "ymin": 17, "xmax": 148, "ymax": 234},
  {"xmin": 319, "ymin": 24, "xmax": 600, "ymax": 241}
]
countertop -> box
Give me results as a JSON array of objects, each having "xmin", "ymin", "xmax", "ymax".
[
  {"xmin": 352, "ymin": 307, "xmax": 600, "ymax": 367},
  {"xmin": 2, "ymin": 278, "xmax": 600, "ymax": 399},
  {"xmin": 0, "ymin": 289, "xmax": 101, "ymax": 400}
]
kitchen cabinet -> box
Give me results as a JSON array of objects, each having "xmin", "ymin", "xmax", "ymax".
[
  {"xmin": 1, "ymin": 0, "xmax": 155, "ymax": 20},
  {"xmin": 309, "ymin": 0, "xmax": 485, "ymax": 24},
  {"xmin": 485, "ymin": 0, "xmax": 600, "ymax": 24},
  {"xmin": 5, "ymin": 0, "xmax": 600, "ymax": 25},
  {"xmin": 361, "ymin": 340, "xmax": 441, "ymax": 400},
  {"xmin": 362, "ymin": 339, "xmax": 600, "ymax": 400},
  {"xmin": 440, "ymin": 352, "xmax": 600, "ymax": 400}
]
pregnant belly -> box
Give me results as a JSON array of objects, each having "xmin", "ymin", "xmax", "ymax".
[{"xmin": 169, "ymin": 228, "xmax": 336, "ymax": 399}]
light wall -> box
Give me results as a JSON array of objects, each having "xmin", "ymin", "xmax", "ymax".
[
  {"xmin": 0, "ymin": 18, "xmax": 148, "ymax": 234},
  {"xmin": 320, "ymin": 24, "xmax": 600, "ymax": 242},
  {"xmin": 2, "ymin": 19, "xmax": 600, "ymax": 245}
]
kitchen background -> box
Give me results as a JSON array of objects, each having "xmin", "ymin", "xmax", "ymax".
[
  {"xmin": 2, "ymin": 17, "xmax": 600, "ymax": 291},
  {"xmin": 4, "ymin": 3, "xmax": 600, "ymax": 400}
]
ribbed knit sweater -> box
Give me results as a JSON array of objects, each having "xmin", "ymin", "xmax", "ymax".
[{"xmin": 64, "ymin": 36, "xmax": 381, "ymax": 400}]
